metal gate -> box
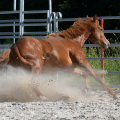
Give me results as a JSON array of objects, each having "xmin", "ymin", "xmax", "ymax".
[{"xmin": 0, "ymin": 0, "xmax": 52, "ymax": 44}]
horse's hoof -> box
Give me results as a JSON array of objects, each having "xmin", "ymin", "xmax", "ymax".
[
  {"xmin": 81, "ymin": 88, "xmax": 89, "ymax": 95},
  {"xmin": 113, "ymin": 95, "xmax": 119, "ymax": 100},
  {"xmin": 59, "ymin": 94, "xmax": 70, "ymax": 101},
  {"xmin": 39, "ymin": 96, "xmax": 48, "ymax": 101}
]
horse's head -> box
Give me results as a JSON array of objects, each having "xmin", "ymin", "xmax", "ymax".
[{"xmin": 87, "ymin": 14, "xmax": 110, "ymax": 49}]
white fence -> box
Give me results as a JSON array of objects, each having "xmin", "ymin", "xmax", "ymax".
[{"xmin": 0, "ymin": 0, "xmax": 120, "ymax": 75}]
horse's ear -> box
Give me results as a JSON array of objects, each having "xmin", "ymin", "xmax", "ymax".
[
  {"xmin": 93, "ymin": 14, "xmax": 97, "ymax": 22},
  {"xmin": 86, "ymin": 15, "xmax": 89, "ymax": 20},
  {"xmin": 86, "ymin": 15, "xmax": 92, "ymax": 21}
]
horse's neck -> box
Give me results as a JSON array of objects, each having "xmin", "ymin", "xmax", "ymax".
[{"xmin": 73, "ymin": 31, "xmax": 90, "ymax": 47}]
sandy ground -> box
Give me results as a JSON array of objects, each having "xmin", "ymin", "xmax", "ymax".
[{"xmin": 0, "ymin": 66, "xmax": 120, "ymax": 120}]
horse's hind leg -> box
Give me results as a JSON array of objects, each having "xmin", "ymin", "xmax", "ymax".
[
  {"xmin": 25, "ymin": 65, "xmax": 48, "ymax": 101},
  {"xmin": 27, "ymin": 59, "xmax": 48, "ymax": 100},
  {"xmin": 73, "ymin": 68, "xmax": 91, "ymax": 94},
  {"xmin": 30, "ymin": 65, "xmax": 48, "ymax": 101},
  {"xmin": 24, "ymin": 64, "xmax": 48, "ymax": 101},
  {"xmin": 11, "ymin": 45, "xmax": 47, "ymax": 101}
]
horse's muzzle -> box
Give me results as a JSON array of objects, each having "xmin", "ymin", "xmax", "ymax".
[{"xmin": 104, "ymin": 42, "xmax": 110, "ymax": 49}]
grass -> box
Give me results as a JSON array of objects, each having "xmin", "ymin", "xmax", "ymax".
[{"xmin": 83, "ymin": 47, "xmax": 120, "ymax": 85}]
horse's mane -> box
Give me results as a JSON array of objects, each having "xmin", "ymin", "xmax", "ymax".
[{"xmin": 46, "ymin": 17, "xmax": 98, "ymax": 39}]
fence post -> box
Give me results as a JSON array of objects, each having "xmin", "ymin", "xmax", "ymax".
[
  {"xmin": 22, "ymin": 0, "xmax": 24, "ymax": 37},
  {"xmin": 13, "ymin": 0, "xmax": 16, "ymax": 43},
  {"xmin": 99, "ymin": 17, "xmax": 104, "ymax": 80},
  {"xmin": 55, "ymin": 12, "xmax": 62, "ymax": 33},
  {"xmin": 47, "ymin": 10, "xmax": 50, "ymax": 34},
  {"xmin": 19, "ymin": 0, "xmax": 24, "ymax": 38},
  {"xmin": 52, "ymin": 12, "xmax": 62, "ymax": 33},
  {"xmin": 52, "ymin": 12, "xmax": 56, "ymax": 33},
  {"xmin": 49, "ymin": 0, "xmax": 52, "ymax": 33}
]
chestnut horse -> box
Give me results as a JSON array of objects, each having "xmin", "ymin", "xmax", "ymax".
[{"xmin": 0, "ymin": 14, "xmax": 117, "ymax": 100}]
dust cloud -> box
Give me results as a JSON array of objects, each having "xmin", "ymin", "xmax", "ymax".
[{"xmin": 0, "ymin": 65, "xmax": 91, "ymax": 102}]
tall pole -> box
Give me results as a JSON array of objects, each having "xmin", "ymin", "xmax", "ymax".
[
  {"xmin": 13, "ymin": 0, "xmax": 16, "ymax": 43},
  {"xmin": 49, "ymin": 0, "xmax": 52, "ymax": 33},
  {"xmin": 19, "ymin": 0, "xmax": 24, "ymax": 38},
  {"xmin": 99, "ymin": 17, "xmax": 104, "ymax": 81}
]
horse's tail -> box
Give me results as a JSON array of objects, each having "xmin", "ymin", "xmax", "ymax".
[{"xmin": 0, "ymin": 49, "xmax": 11, "ymax": 66}]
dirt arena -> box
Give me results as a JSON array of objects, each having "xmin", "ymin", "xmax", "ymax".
[{"xmin": 0, "ymin": 66, "xmax": 120, "ymax": 120}]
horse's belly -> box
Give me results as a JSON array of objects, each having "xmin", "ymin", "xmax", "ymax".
[{"xmin": 42, "ymin": 57, "xmax": 70, "ymax": 73}]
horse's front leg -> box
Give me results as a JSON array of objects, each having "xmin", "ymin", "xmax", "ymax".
[{"xmin": 78, "ymin": 58, "xmax": 117, "ymax": 99}]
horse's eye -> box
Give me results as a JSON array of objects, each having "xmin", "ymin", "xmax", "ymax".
[{"xmin": 101, "ymin": 29, "xmax": 103, "ymax": 31}]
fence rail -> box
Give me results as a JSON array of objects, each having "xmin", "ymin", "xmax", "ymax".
[
  {"xmin": 0, "ymin": 11, "xmax": 20, "ymax": 14},
  {"xmin": 54, "ymin": 17, "xmax": 120, "ymax": 34},
  {"xmin": 56, "ymin": 16, "xmax": 120, "ymax": 22}
]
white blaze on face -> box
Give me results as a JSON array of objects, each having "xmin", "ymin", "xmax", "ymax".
[{"xmin": 99, "ymin": 31, "xmax": 110, "ymax": 48}]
